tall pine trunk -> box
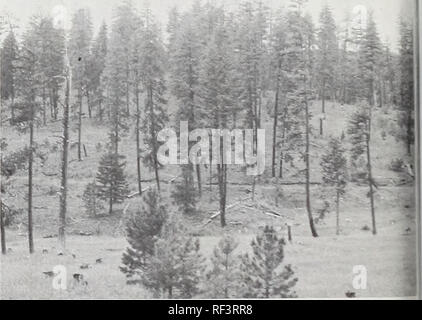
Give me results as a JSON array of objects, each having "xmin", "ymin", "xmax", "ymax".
[
  {"xmin": 148, "ymin": 84, "xmax": 160, "ymax": 191},
  {"xmin": 77, "ymin": 90, "xmax": 82, "ymax": 161},
  {"xmin": 304, "ymin": 76, "xmax": 318, "ymax": 238},
  {"xmin": 28, "ymin": 101, "xmax": 35, "ymax": 253},
  {"xmin": 196, "ymin": 165, "xmax": 202, "ymax": 196},
  {"xmin": 209, "ymin": 158, "xmax": 212, "ymax": 192},
  {"xmin": 218, "ymin": 164, "xmax": 227, "ymax": 227},
  {"xmin": 218, "ymin": 133, "xmax": 227, "ymax": 227},
  {"xmin": 11, "ymin": 92, "xmax": 15, "ymax": 122},
  {"xmin": 42, "ymin": 86, "xmax": 47, "ymax": 126},
  {"xmin": 320, "ymin": 80, "xmax": 325, "ymax": 136},
  {"xmin": 98, "ymin": 97, "xmax": 103, "ymax": 121},
  {"xmin": 209, "ymin": 136, "xmax": 213, "ymax": 192},
  {"xmin": 279, "ymin": 103, "xmax": 288, "ymax": 179},
  {"xmin": 279, "ymin": 155, "xmax": 283, "ymax": 179},
  {"xmin": 109, "ymin": 187, "xmax": 113, "ymax": 215},
  {"xmin": 87, "ymin": 90, "xmax": 92, "ymax": 118},
  {"xmin": 114, "ymin": 113, "xmax": 119, "ymax": 155},
  {"xmin": 126, "ymin": 74, "xmax": 130, "ymax": 116},
  {"xmin": 53, "ymin": 88, "xmax": 59, "ymax": 120},
  {"xmin": 58, "ymin": 72, "xmax": 70, "ymax": 250},
  {"xmin": 366, "ymin": 120, "xmax": 376, "ymax": 235},
  {"xmin": 407, "ymin": 111, "xmax": 412, "ymax": 155},
  {"xmin": 135, "ymin": 86, "xmax": 142, "ymax": 195},
  {"xmin": 272, "ymin": 66, "xmax": 280, "ymax": 177},
  {"xmin": 0, "ymin": 200, "xmax": 6, "ymax": 254},
  {"xmin": 335, "ymin": 189, "xmax": 340, "ymax": 235}
]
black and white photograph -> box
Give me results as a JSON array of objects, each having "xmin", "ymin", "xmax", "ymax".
[{"xmin": 0, "ymin": 0, "xmax": 420, "ymax": 301}]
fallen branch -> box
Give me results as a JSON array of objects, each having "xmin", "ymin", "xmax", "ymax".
[
  {"xmin": 126, "ymin": 175, "xmax": 180, "ymax": 199},
  {"xmin": 41, "ymin": 171, "xmax": 58, "ymax": 177},
  {"xmin": 257, "ymin": 201, "xmax": 294, "ymax": 220},
  {"xmin": 239, "ymin": 201, "xmax": 294, "ymax": 221},
  {"xmin": 127, "ymin": 192, "xmax": 140, "ymax": 199},
  {"xmin": 123, "ymin": 203, "xmax": 130, "ymax": 215},
  {"xmin": 200, "ymin": 196, "xmax": 250, "ymax": 228},
  {"xmin": 263, "ymin": 211, "xmax": 281, "ymax": 218},
  {"xmin": 205, "ymin": 180, "xmax": 321, "ymax": 186}
]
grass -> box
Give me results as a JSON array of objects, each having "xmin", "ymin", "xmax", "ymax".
[
  {"xmin": 0, "ymin": 99, "xmax": 418, "ymax": 299},
  {"xmin": 0, "ymin": 223, "xmax": 417, "ymax": 299},
  {"xmin": 1, "ymin": 183, "xmax": 418, "ymax": 299}
]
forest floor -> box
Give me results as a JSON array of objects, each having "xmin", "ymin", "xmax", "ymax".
[
  {"xmin": 0, "ymin": 100, "xmax": 418, "ymax": 299},
  {"xmin": 0, "ymin": 211, "xmax": 417, "ymax": 299}
]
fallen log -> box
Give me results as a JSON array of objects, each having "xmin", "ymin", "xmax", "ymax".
[
  {"xmin": 126, "ymin": 175, "xmax": 180, "ymax": 198},
  {"xmin": 41, "ymin": 172, "xmax": 58, "ymax": 177},
  {"xmin": 123, "ymin": 203, "xmax": 130, "ymax": 215},
  {"xmin": 257, "ymin": 201, "xmax": 294, "ymax": 220},
  {"xmin": 200, "ymin": 196, "xmax": 250, "ymax": 228},
  {"xmin": 205, "ymin": 181, "xmax": 321, "ymax": 186},
  {"xmin": 241, "ymin": 203, "xmax": 294, "ymax": 221}
]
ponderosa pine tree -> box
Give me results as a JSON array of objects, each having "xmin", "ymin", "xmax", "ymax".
[
  {"xmin": 104, "ymin": 3, "xmax": 136, "ymax": 155},
  {"xmin": 58, "ymin": 43, "xmax": 72, "ymax": 250},
  {"xmin": 96, "ymin": 151, "xmax": 129, "ymax": 215},
  {"xmin": 82, "ymin": 180, "xmax": 104, "ymax": 217},
  {"xmin": 198, "ymin": 21, "xmax": 235, "ymax": 227},
  {"xmin": 142, "ymin": 214, "xmax": 205, "ymax": 298},
  {"xmin": 0, "ymin": 201, "xmax": 5, "ymax": 255},
  {"xmin": 205, "ymin": 234, "xmax": 241, "ymax": 298},
  {"xmin": 121, "ymin": 189, "xmax": 168, "ymax": 282},
  {"xmin": 115, "ymin": 1, "xmax": 138, "ymax": 117},
  {"xmin": 130, "ymin": 13, "xmax": 145, "ymax": 196},
  {"xmin": 348, "ymin": 104, "xmax": 376, "ymax": 235},
  {"xmin": 166, "ymin": 6, "xmax": 180, "ymax": 55},
  {"xmin": 337, "ymin": 12, "xmax": 360, "ymax": 105},
  {"xmin": 379, "ymin": 44, "xmax": 398, "ymax": 107},
  {"xmin": 240, "ymin": 225, "xmax": 297, "ymax": 298},
  {"xmin": 169, "ymin": 13, "xmax": 203, "ymax": 195},
  {"xmin": 276, "ymin": 4, "xmax": 304, "ymax": 182},
  {"xmin": 303, "ymin": 8, "xmax": 319, "ymax": 238},
  {"xmin": 0, "ymin": 140, "xmax": 8, "ymax": 254},
  {"xmin": 316, "ymin": 5, "xmax": 337, "ymax": 135},
  {"xmin": 171, "ymin": 164, "xmax": 198, "ymax": 215},
  {"xmin": 36, "ymin": 17, "xmax": 65, "ymax": 124},
  {"xmin": 269, "ymin": 10, "xmax": 287, "ymax": 178},
  {"xmin": 359, "ymin": 11, "xmax": 382, "ymax": 107},
  {"xmin": 14, "ymin": 16, "xmax": 45, "ymax": 253},
  {"xmin": 140, "ymin": 7, "xmax": 168, "ymax": 191},
  {"xmin": 236, "ymin": 2, "xmax": 268, "ymax": 197},
  {"xmin": 69, "ymin": 8, "xmax": 93, "ymax": 161},
  {"xmin": 0, "ymin": 143, "xmax": 31, "ymax": 254},
  {"xmin": 320, "ymin": 137, "xmax": 348, "ymax": 235},
  {"xmin": 1, "ymin": 29, "xmax": 18, "ymax": 119},
  {"xmin": 398, "ymin": 16, "xmax": 414, "ymax": 156},
  {"xmin": 283, "ymin": 0, "xmax": 319, "ymax": 237},
  {"xmin": 87, "ymin": 22, "xmax": 108, "ymax": 121}
]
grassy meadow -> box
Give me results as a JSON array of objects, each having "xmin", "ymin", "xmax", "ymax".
[{"xmin": 0, "ymin": 100, "xmax": 418, "ymax": 299}]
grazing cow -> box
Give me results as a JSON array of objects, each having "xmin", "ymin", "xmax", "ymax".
[
  {"xmin": 73, "ymin": 273, "xmax": 84, "ymax": 282},
  {"xmin": 43, "ymin": 271, "xmax": 55, "ymax": 278},
  {"xmin": 73, "ymin": 273, "xmax": 88, "ymax": 286}
]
